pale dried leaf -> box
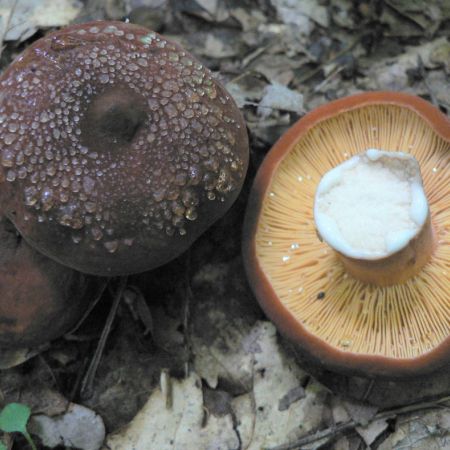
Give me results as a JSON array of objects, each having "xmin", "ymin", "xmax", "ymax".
[
  {"xmin": 0, "ymin": 346, "xmax": 46, "ymax": 369},
  {"xmin": 201, "ymin": 33, "xmax": 239, "ymax": 59},
  {"xmin": 385, "ymin": 0, "xmax": 450, "ymax": 31},
  {"xmin": 225, "ymin": 82, "xmax": 248, "ymax": 108},
  {"xmin": 331, "ymin": 397, "xmax": 351, "ymax": 424},
  {"xmin": 0, "ymin": 0, "xmax": 83, "ymax": 42},
  {"xmin": 231, "ymin": 322, "xmax": 327, "ymax": 450},
  {"xmin": 378, "ymin": 408, "xmax": 450, "ymax": 449},
  {"xmin": 257, "ymin": 83, "xmax": 304, "ymax": 118},
  {"xmin": 106, "ymin": 373, "xmax": 240, "ymax": 450},
  {"xmin": 229, "ymin": 7, "xmax": 267, "ymax": 32},
  {"xmin": 192, "ymin": 309, "xmax": 254, "ymax": 390},
  {"xmin": 30, "ymin": 403, "xmax": 105, "ymax": 450},
  {"xmin": 356, "ymin": 418, "xmax": 389, "ymax": 446},
  {"xmin": 342, "ymin": 398, "xmax": 378, "ymax": 426},
  {"xmin": 271, "ymin": 0, "xmax": 329, "ymax": 31},
  {"xmin": 362, "ymin": 38, "xmax": 449, "ymax": 91}
]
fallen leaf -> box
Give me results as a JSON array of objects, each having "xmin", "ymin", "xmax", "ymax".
[
  {"xmin": 20, "ymin": 387, "xmax": 68, "ymax": 417},
  {"xmin": 257, "ymin": 83, "xmax": 304, "ymax": 118},
  {"xmin": 29, "ymin": 403, "xmax": 105, "ymax": 450},
  {"xmin": 224, "ymin": 82, "xmax": 248, "ymax": 108},
  {"xmin": 191, "ymin": 309, "xmax": 254, "ymax": 391},
  {"xmin": 361, "ymin": 37, "xmax": 449, "ymax": 91},
  {"xmin": 0, "ymin": 0, "xmax": 83, "ymax": 42},
  {"xmin": 342, "ymin": 398, "xmax": 378, "ymax": 426},
  {"xmin": 356, "ymin": 418, "xmax": 389, "ymax": 446},
  {"xmin": 106, "ymin": 373, "xmax": 240, "ymax": 450},
  {"xmin": 229, "ymin": 7, "xmax": 267, "ymax": 32},
  {"xmin": 271, "ymin": 0, "xmax": 329, "ymax": 32},
  {"xmin": 385, "ymin": 0, "xmax": 450, "ymax": 32},
  {"xmin": 377, "ymin": 407, "xmax": 450, "ymax": 449},
  {"xmin": 0, "ymin": 346, "xmax": 47, "ymax": 370},
  {"xmin": 231, "ymin": 322, "xmax": 327, "ymax": 450}
]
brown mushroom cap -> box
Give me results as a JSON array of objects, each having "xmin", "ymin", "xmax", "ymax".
[
  {"xmin": 0, "ymin": 216, "xmax": 104, "ymax": 348},
  {"xmin": 0, "ymin": 21, "xmax": 248, "ymax": 276},
  {"xmin": 243, "ymin": 92, "xmax": 450, "ymax": 388}
]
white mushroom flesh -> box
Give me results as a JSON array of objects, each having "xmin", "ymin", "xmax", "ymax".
[{"xmin": 314, "ymin": 149, "xmax": 428, "ymax": 260}]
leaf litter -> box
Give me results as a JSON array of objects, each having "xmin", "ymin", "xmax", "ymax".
[{"xmin": 0, "ymin": 0, "xmax": 449, "ymax": 449}]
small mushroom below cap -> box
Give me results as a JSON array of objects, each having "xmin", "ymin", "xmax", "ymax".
[
  {"xmin": 0, "ymin": 216, "xmax": 104, "ymax": 351},
  {"xmin": 0, "ymin": 21, "xmax": 249, "ymax": 276}
]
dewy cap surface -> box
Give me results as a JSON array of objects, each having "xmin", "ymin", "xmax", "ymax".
[
  {"xmin": 243, "ymin": 91, "xmax": 450, "ymax": 377},
  {"xmin": 0, "ymin": 21, "xmax": 248, "ymax": 276}
]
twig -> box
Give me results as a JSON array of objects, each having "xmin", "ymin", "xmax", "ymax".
[
  {"xmin": 228, "ymin": 69, "xmax": 262, "ymax": 86},
  {"xmin": 313, "ymin": 66, "xmax": 344, "ymax": 93},
  {"xmin": 64, "ymin": 279, "xmax": 109, "ymax": 338},
  {"xmin": 266, "ymin": 395, "xmax": 450, "ymax": 450},
  {"xmin": 241, "ymin": 43, "xmax": 273, "ymax": 68},
  {"xmin": 183, "ymin": 251, "xmax": 192, "ymax": 377},
  {"xmin": 80, "ymin": 276, "xmax": 128, "ymax": 400}
]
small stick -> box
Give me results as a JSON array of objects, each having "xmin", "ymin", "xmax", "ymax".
[
  {"xmin": 65, "ymin": 279, "xmax": 109, "ymax": 338},
  {"xmin": 183, "ymin": 251, "xmax": 193, "ymax": 378},
  {"xmin": 80, "ymin": 276, "xmax": 128, "ymax": 400}
]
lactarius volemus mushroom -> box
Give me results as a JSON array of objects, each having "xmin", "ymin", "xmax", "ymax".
[
  {"xmin": 243, "ymin": 92, "xmax": 449, "ymax": 407},
  {"xmin": 0, "ymin": 21, "xmax": 248, "ymax": 277},
  {"xmin": 0, "ymin": 21, "xmax": 248, "ymax": 352},
  {"xmin": 0, "ymin": 215, "xmax": 103, "ymax": 349}
]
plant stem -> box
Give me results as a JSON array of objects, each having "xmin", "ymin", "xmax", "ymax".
[{"xmin": 24, "ymin": 432, "xmax": 37, "ymax": 450}]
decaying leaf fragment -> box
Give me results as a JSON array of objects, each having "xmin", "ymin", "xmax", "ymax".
[
  {"xmin": 0, "ymin": 0, "xmax": 83, "ymax": 42},
  {"xmin": 105, "ymin": 373, "xmax": 239, "ymax": 450},
  {"xmin": 230, "ymin": 322, "xmax": 328, "ymax": 450},
  {"xmin": 29, "ymin": 403, "xmax": 105, "ymax": 450}
]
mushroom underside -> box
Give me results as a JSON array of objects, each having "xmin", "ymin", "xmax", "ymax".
[{"xmin": 254, "ymin": 104, "xmax": 449, "ymax": 371}]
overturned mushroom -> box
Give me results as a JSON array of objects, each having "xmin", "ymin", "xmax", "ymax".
[
  {"xmin": 0, "ymin": 21, "xmax": 248, "ymax": 276},
  {"xmin": 0, "ymin": 215, "xmax": 104, "ymax": 349},
  {"xmin": 243, "ymin": 92, "xmax": 450, "ymax": 406}
]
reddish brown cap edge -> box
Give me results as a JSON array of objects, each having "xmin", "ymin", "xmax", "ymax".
[{"xmin": 242, "ymin": 91, "xmax": 450, "ymax": 378}]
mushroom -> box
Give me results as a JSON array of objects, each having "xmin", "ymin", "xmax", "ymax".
[
  {"xmin": 0, "ymin": 21, "xmax": 248, "ymax": 276},
  {"xmin": 243, "ymin": 91, "xmax": 450, "ymax": 406},
  {"xmin": 0, "ymin": 215, "xmax": 104, "ymax": 349}
]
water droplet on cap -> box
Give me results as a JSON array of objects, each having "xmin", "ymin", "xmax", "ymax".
[{"xmin": 104, "ymin": 240, "xmax": 119, "ymax": 253}]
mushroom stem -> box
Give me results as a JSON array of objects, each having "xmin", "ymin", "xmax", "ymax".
[
  {"xmin": 338, "ymin": 213, "xmax": 434, "ymax": 285},
  {"xmin": 314, "ymin": 149, "xmax": 435, "ymax": 286}
]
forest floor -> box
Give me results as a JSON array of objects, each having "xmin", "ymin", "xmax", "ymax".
[{"xmin": 0, "ymin": 0, "xmax": 449, "ymax": 449}]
